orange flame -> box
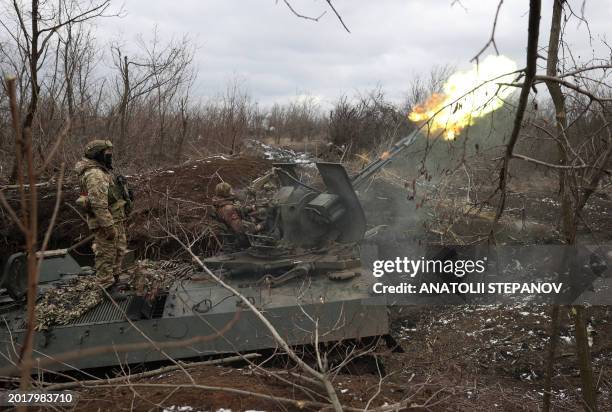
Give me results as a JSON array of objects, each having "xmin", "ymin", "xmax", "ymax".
[{"xmin": 408, "ymin": 55, "xmax": 518, "ymax": 140}]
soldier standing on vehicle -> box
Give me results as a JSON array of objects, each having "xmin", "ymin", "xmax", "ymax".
[
  {"xmin": 75, "ymin": 140, "xmax": 133, "ymax": 289},
  {"xmin": 212, "ymin": 182, "xmax": 263, "ymax": 249}
]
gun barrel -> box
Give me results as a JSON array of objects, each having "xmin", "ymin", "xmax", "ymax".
[{"xmin": 351, "ymin": 129, "xmax": 421, "ymax": 188}]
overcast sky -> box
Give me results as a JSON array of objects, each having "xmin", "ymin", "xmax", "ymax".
[{"xmin": 96, "ymin": 0, "xmax": 611, "ymax": 108}]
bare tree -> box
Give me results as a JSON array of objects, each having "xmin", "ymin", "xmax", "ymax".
[
  {"xmin": 142, "ymin": 31, "xmax": 195, "ymax": 159},
  {"xmin": 0, "ymin": 0, "xmax": 113, "ymax": 182},
  {"xmin": 109, "ymin": 30, "xmax": 195, "ymax": 158},
  {"xmin": 0, "ymin": 76, "xmax": 68, "ymax": 393},
  {"xmin": 329, "ymin": 87, "xmax": 412, "ymax": 156},
  {"xmin": 174, "ymin": 92, "xmax": 191, "ymax": 162},
  {"xmin": 482, "ymin": 1, "xmax": 611, "ymax": 410},
  {"xmin": 58, "ymin": 11, "xmax": 99, "ymax": 138},
  {"xmin": 403, "ymin": 65, "xmax": 454, "ymax": 113},
  {"xmin": 217, "ymin": 78, "xmax": 253, "ymax": 154}
]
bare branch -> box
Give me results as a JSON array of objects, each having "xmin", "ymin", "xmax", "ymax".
[
  {"xmin": 45, "ymin": 353, "xmax": 261, "ymax": 391},
  {"xmin": 535, "ymin": 74, "xmax": 612, "ymax": 103},
  {"xmin": 471, "ymin": 0, "xmax": 504, "ymax": 63},
  {"xmin": 325, "ymin": 0, "xmax": 350, "ymax": 33},
  {"xmin": 39, "ymin": 163, "xmax": 65, "ymax": 253},
  {"xmin": 560, "ymin": 64, "xmax": 612, "ymax": 78},
  {"xmin": 38, "ymin": 1, "xmax": 113, "ymax": 55},
  {"xmin": 36, "ymin": 119, "xmax": 70, "ymax": 174},
  {"xmin": 490, "ymin": 0, "xmax": 541, "ymax": 241},
  {"xmin": 510, "ymin": 153, "xmax": 611, "ymax": 172},
  {"xmin": 162, "ymin": 228, "xmax": 344, "ymax": 411},
  {"xmin": 282, "ymin": 0, "xmax": 326, "ymax": 22},
  {"xmin": 0, "ymin": 189, "xmax": 27, "ymax": 233}
]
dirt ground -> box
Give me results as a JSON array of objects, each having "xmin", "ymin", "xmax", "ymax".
[{"xmin": 71, "ymin": 306, "xmax": 611, "ymax": 411}]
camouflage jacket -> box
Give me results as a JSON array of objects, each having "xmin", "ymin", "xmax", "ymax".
[
  {"xmin": 74, "ymin": 158, "xmax": 126, "ymax": 229},
  {"xmin": 212, "ymin": 196, "xmax": 256, "ymax": 234}
]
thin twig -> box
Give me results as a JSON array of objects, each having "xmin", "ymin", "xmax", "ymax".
[
  {"xmin": 282, "ymin": 0, "xmax": 326, "ymax": 22},
  {"xmin": 45, "ymin": 353, "xmax": 260, "ymax": 391},
  {"xmin": 471, "ymin": 0, "xmax": 504, "ymax": 63},
  {"xmin": 39, "ymin": 164, "xmax": 65, "ymax": 253},
  {"xmin": 325, "ymin": 0, "xmax": 350, "ymax": 33}
]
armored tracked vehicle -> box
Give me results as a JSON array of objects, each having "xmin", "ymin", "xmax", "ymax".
[{"xmin": 0, "ymin": 158, "xmax": 401, "ymax": 374}]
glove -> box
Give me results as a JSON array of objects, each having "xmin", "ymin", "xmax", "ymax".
[{"xmin": 99, "ymin": 225, "xmax": 117, "ymax": 241}]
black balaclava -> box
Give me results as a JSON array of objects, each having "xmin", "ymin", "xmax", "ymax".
[
  {"xmin": 103, "ymin": 152, "xmax": 113, "ymax": 169},
  {"xmin": 93, "ymin": 151, "xmax": 113, "ymax": 169}
]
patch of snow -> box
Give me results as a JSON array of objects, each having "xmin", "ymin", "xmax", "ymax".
[
  {"xmin": 520, "ymin": 371, "xmax": 538, "ymax": 381},
  {"xmin": 541, "ymin": 197, "xmax": 560, "ymax": 206},
  {"xmin": 244, "ymin": 139, "xmax": 317, "ymax": 165},
  {"xmin": 163, "ymin": 406, "xmax": 197, "ymax": 412}
]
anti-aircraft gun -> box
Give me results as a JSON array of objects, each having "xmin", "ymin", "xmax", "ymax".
[
  {"xmin": 0, "ymin": 149, "xmax": 421, "ymax": 373},
  {"xmin": 203, "ymin": 128, "xmax": 423, "ymax": 284},
  {"xmin": 0, "ymin": 129, "xmax": 425, "ymax": 374},
  {"xmin": 351, "ymin": 129, "xmax": 421, "ymax": 189}
]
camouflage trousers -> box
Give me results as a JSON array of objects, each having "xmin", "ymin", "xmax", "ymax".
[{"xmin": 92, "ymin": 222, "xmax": 127, "ymax": 288}]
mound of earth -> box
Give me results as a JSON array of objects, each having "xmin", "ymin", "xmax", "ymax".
[{"xmin": 0, "ymin": 155, "xmax": 271, "ymax": 261}]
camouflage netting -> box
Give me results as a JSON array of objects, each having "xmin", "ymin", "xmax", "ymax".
[
  {"xmin": 35, "ymin": 277, "xmax": 103, "ymax": 331},
  {"xmin": 130, "ymin": 259, "xmax": 196, "ymax": 295},
  {"xmin": 35, "ymin": 260, "xmax": 198, "ymax": 330}
]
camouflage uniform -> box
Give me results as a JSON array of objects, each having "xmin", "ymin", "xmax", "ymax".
[
  {"xmin": 212, "ymin": 182, "xmax": 260, "ymax": 250},
  {"xmin": 75, "ymin": 140, "xmax": 128, "ymax": 288}
]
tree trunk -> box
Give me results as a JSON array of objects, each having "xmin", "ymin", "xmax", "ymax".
[
  {"xmin": 63, "ymin": 24, "xmax": 75, "ymax": 146},
  {"xmin": 10, "ymin": 0, "xmax": 40, "ymax": 183},
  {"xmin": 118, "ymin": 55, "xmax": 129, "ymax": 151},
  {"xmin": 543, "ymin": 2, "xmax": 597, "ymax": 410},
  {"xmin": 175, "ymin": 98, "xmax": 188, "ymax": 161},
  {"xmin": 543, "ymin": 305, "xmax": 561, "ymax": 411},
  {"xmin": 157, "ymin": 89, "xmax": 165, "ymax": 158},
  {"xmin": 573, "ymin": 305, "xmax": 597, "ymax": 411},
  {"xmin": 545, "ymin": 0, "xmax": 574, "ymax": 243}
]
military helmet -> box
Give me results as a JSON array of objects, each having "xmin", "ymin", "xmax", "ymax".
[
  {"xmin": 215, "ymin": 182, "xmax": 233, "ymax": 197},
  {"xmin": 84, "ymin": 139, "xmax": 113, "ymax": 158}
]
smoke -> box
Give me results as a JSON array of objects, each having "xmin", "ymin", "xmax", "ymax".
[{"xmin": 357, "ymin": 102, "xmax": 516, "ymax": 255}]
